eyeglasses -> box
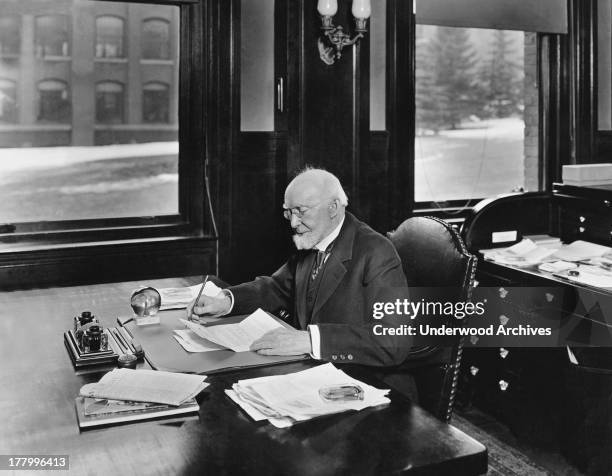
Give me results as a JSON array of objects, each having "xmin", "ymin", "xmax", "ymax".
[
  {"xmin": 282, "ymin": 203, "xmax": 321, "ymax": 220},
  {"xmin": 283, "ymin": 206, "xmax": 311, "ymax": 220}
]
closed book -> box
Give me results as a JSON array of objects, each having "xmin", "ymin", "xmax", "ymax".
[{"xmin": 75, "ymin": 396, "xmax": 200, "ymax": 429}]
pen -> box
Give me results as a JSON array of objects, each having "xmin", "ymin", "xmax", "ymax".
[{"xmin": 191, "ymin": 275, "xmax": 209, "ymax": 321}]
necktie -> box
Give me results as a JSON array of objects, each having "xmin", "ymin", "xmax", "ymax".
[{"xmin": 311, "ymin": 250, "xmax": 326, "ymax": 280}]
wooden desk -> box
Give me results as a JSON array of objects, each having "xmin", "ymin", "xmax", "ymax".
[{"xmin": 0, "ymin": 278, "xmax": 487, "ymax": 475}]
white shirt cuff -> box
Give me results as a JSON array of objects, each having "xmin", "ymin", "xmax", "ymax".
[
  {"xmin": 222, "ymin": 289, "xmax": 235, "ymax": 316},
  {"xmin": 308, "ymin": 324, "xmax": 321, "ymax": 360}
]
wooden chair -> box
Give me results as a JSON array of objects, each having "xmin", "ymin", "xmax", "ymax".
[{"xmin": 387, "ymin": 216, "xmax": 478, "ymax": 422}]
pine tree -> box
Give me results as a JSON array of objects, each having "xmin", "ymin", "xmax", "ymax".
[
  {"xmin": 479, "ymin": 30, "xmax": 524, "ymax": 118},
  {"xmin": 425, "ymin": 27, "xmax": 479, "ymax": 130}
]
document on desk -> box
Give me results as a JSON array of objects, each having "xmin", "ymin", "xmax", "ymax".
[
  {"xmin": 159, "ymin": 281, "xmax": 223, "ymax": 310},
  {"xmin": 552, "ymin": 240, "xmax": 612, "ymax": 262},
  {"xmin": 79, "ymin": 368, "xmax": 209, "ymax": 406},
  {"xmin": 173, "ymin": 329, "xmax": 225, "ymax": 353},
  {"xmin": 226, "ymin": 363, "xmax": 391, "ymax": 428},
  {"xmin": 183, "ymin": 308, "xmax": 283, "ymax": 352},
  {"xmin": 481, "ymin": 239, "xmax": 558, "ymax": 267}
]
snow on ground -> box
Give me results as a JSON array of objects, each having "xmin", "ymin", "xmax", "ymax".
[{"xmin": 0, "ymin": 141, "xmax": 179, "ymax": 172}]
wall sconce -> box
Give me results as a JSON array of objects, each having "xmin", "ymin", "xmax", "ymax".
[{"xmin": 317, "ymin": 0, "xmax": 371, "ymax": 65}]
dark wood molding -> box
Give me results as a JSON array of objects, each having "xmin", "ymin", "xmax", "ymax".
[
  {"xmin": 568, "ymin": 0, "xmax": 598, "ymax": 164},
  {"xmin": 386, "ymin": 0, "xmax": 414, "ymax": 228},
  {"xmin": 0, "ymin": 237, "xmax": 216, "ymax": 291},
  {"xmin": 540, "ymin": 33, "xmax": 571, "ymax": 191},
  {"xmin": 596, "ymin": 130, "xmax": 612, "ymax": 160}
]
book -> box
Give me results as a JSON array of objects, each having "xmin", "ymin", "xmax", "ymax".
[
  {"xmin": 75, "ymin": 396, "xmax": 200, "ymax": 429},
  {"xmin": 80, "ymin": 368, "xmax": 209, "ymax": 406}
]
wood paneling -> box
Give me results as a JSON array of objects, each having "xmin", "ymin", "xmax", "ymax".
[{"xmin": 0, "ymin": 238, "xmax": 216, "ymax": 290}]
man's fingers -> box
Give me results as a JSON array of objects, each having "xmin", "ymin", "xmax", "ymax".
[
  {"xmin": 255, "ymin": 348, "xmax": 275, "ymax": 356},
  {"xmin": 250, "ymin": 337, "xmax": 272, "ymax": 351}
]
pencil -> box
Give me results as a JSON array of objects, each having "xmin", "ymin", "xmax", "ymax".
[{"xmin": 191, "ymin": 275, "xmax": 209, "ymax": 320}]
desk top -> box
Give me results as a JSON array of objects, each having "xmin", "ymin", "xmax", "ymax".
[{"xmin": 0, "ymin": 278, "xmax": 487, "ymax": 475}]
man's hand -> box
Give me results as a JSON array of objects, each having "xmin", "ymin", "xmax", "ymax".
[
  {"xmin": 186, "ymin": 292, "xmax": 232, "ymax": 320},
  {"xmin": 250, "ymin": 328, "xmax": 312, "ymax": 356}
]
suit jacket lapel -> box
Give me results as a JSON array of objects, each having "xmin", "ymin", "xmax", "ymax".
[
  {"xmin": 311, "ymin": 213, "xmax": 356, "ymax": 320},
  {"xmin": 295, "ymin": 251, "xmax": 313, "ymax": 329}
]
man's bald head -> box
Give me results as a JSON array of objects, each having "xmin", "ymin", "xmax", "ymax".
[
  {"xmin": 285, "ymin": 168, "xmax": 348, "ymax": 207},
  {"xmin": 283, "ymin": 168, "xmax": 348, "ymax": 250}
]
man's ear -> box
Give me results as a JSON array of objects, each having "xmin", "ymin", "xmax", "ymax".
[{"xmin": 328, "ymin": 199, "xmax": 339, "ymax": 218}]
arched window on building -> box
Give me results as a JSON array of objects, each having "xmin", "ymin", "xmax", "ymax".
[
  {"xmin": 143, "ymin": 81, "xmax": 169, "ymax": 123},
  {"xmin": 96, "ymin": 16, "xmax": 125, "ymax": 58},
  {"xmin": 0, "ymin": 17, "xmax": 20, "ymax": 56},
  {"xmin": 37, "ymin": 79, "xmax": 70, "ymax": 122},
  {"xmin": 142, "ymin": 18, "xmax": 170, "ymax": 59},
  {"xmin": 96, "ymin": 81, "xmax": 124, "ymax": 124},
  {"xmin": 35, "ymin": 15, "xmax": 70, "ymax": 57},
  {"xmin": 0, "ymin": 79, "xmax": 17, "ymax": 123}
]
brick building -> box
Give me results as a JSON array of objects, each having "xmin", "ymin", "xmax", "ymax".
[{"xmin": 0, "ymin": 0, "xmax": 179, "ymax": 147}]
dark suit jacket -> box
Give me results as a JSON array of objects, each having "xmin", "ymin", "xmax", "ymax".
[{"xmin": 229, "ymin": 212, "xmax": 412, "ymax": 366}]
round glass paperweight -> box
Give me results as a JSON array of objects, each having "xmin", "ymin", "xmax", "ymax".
[{"xmin": 130, "ymin": 287, "xmax": 161, "ymax": 317}]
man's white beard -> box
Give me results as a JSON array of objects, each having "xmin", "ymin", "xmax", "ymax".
[{"xmin": 292, "ymin": 233, "xmax": 317, "ymax": 250}]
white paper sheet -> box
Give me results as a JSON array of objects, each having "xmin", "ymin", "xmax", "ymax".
[
  {"xmin": 553, "ymin": 240, "xmax": 612, "ymax": 262},
  {"xmin": 227, "ymin": 363, "xmax": 390, "ymax": 427},
  {"xmin": 79, "ymin": 368, "xmax": 208, "ymax": 406},
  {"xmin": 183, "ymin": 308, "xmax": 283, "ymax": 352},
  {"xmin": 159, "ymin": 281, "xmax": 223, "ymax": 310},
  {"xmin": 173, "ymin": 329, "xmax": 225, "ymax": 352}
]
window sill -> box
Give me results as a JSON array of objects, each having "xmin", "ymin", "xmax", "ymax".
[
  {"xmin": 140, "ymin": 59, "xmax": 174, "ymax": 65},
  {"xmin": 94, "ymin": 57, "xmax": 128, "ymax": 63},
  {"xmin": 0, "ymin": 235, "xmax": 217, "ymax": 290},
  {"xmin": 37, "ymin": 55, "xmax": 72, "ymax": 62}
]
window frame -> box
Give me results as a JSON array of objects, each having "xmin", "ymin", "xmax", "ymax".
[
  {"xmin": 412, "ymin": 24, "xmax": 534, "ymax": 210},
  {"xmin": 143, "ymin": 81, "xmax": 170, "ymax": 123},
  {"xmin": 95, "ymin": 14, "xmax": 126, "ymax": 59},
  {"xmin": 95, "ymin": 80, "xmax": 126, "ymax": 124},
  {"xmin": 0, "ymin": 78, "xmax": 17, "ymax": 123},
  {"xmin": 0, "ymin": 0, "xmax": 208, "ymax": 256},
  {"xmin": 35, "ymin": 14, "xmax": 71, "ymax": 58},
  {"xmin": 141, "ymin": 17, "xmax": 171, "ymax": 59},
  {"xmin": 37, "ymin": 78, "xmax": 71, "ymax": 123},
  {"xmin": 384, "ymin": 0, "xmax": 568, "ymax": 226},
  {"xmin": 0, "ymin": 16, "xmax": 20, "ymax": 57}
]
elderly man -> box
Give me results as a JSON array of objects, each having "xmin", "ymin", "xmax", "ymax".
[{"xmin": 188, "ymin": 168, "xmax": 410, "ymax": 366}]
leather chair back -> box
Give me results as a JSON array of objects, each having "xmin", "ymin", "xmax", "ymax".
[{"xmin": 387, "ymin": 216, "xmax": 478, "ymax": 421}]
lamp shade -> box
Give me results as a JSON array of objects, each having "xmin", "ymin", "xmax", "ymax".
[
  {"xmin": 317, "ymin": 0, "xmax": 338, "ymax": 16},
  {"xmin": 352, "ymin": 0, "xmax": 371, "ymax": 19}
]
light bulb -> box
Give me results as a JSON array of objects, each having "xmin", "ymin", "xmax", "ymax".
[
  {"xmin": 317, "ymin": 0, "xmax": 338, "ymax": 16},
  {"xmin": 352, "ymin": 0, "xmax": 371, "ymax": 19}
]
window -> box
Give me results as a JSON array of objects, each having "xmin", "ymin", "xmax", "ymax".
[
  {"xmin": 35, "ymin": 15, "xmax": 70, "ymax": 57},
  {"xmin": 96, "ymin": 81, "xmax": 124, "ymax": 124},
  {"xmin": 414, "ymin": 25, "xmax": 536, "ymax": 204},
  {"xmin": 143, "ymin": 82, "xmax": 169, "ymax": 123},
  {"xmin": 0, "ymin": 2, "xmax": 183, "ymax": 226},
  {"xmin": 96, "ymin": 16, "xmax": 125, "ymax": 58},
  {"xmin": 38, "ymin": 79, "xmax": 70, "ymax": 122},
  {"xmin": 0, "ymin": 1, "xmax": 208, "ymax": 289},
  {"xmin": 0, "ymin": 79, "xmax": 17, "ymax": 123},
  {"xmin": 0, "ymin": 17, "xmax": 20, "ymax": 56},
  {"xmin": 142, "ymin": 18, "xmax": 170, "ymax": 59}
]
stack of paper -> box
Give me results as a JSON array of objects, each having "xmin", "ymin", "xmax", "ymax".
[
  {"xmin": 173, "ymin": 328, "xmax": 226, "ymax": 353},
  {"xmin": 158, "ymin": 281, "xmax": 223, "ymax": 310},
  {"xmin": 80, "ymin": 368, "xmax": 209, "ymax": 406},
  {"xmin": 552, "ymin": 240, "xmax": 611, "ymax": 262},
  {"xmin": 482, "ymin": 239, "xmax": 558, "ymax": 267},
  {"xmin": 226, "ymin": 363, "xmax": 390, "ymax": 428},
  {"xmin": 183, "ymin": 308, "xmax": 283, "ymax": 352}
]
